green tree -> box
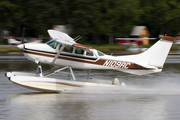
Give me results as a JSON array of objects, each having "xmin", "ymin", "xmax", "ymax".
[
  {"xmin": 71, "ymin": 0, "xmax": 142, "ymax": 44},
  {"xmin": 139, "ymin": 0, "xmax": 170, "ymax": 37},
  {"xmin": 105, "ymin": 0, "xmax": 142, "ymax": 44},
  {"xmin": 71, "ymin": 0, "xmax": 101, "ymax": 42},
  {"xmin": 2, "ymin": 0, "xmax": 180, "ymax": 43},
  {"xmin": 0, "ymin": 0, "xmax": 16, "ymax": 39},
  {"xmin": 165, "ymin": 0, "xmax": 180, "ymax": 36}
]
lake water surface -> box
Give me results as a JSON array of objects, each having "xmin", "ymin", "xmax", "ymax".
[{"xmin": 1, "ymin": 53, "xmax": 180, "ymax": 120}]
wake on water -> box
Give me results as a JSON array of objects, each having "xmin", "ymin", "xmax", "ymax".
[{"xmin": 64, "ymin": 81, "xmax": 180, "ymax": 95}]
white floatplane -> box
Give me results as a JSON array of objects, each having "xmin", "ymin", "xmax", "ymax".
[
  {"xmin": 5, "ymin": 30, "xmax": 174, "ymax": 92},
  {"xmin": 7, "ymin": 35, "xmax": 42, "ymax": 45},
  {"xmin": 7, "ymin": 37, "xmax": 42, "ymax": 45}
]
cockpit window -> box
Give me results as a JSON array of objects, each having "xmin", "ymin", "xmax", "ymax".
[
  {"xmin": 75, "ymin": 47, "xmax": 84, "ymax": 55},
  {"xmin": 46, "ymin": 40, "xmax": 58, "ymax": 49},
  {"xmin": 97, "ymin": 51, "xmax": 105, "ymax": 56},
  {"xmin": 86, "ymin": 51, "xmax": 93, "ymax": 56},
  {"xmin": 63, "ymin": 45, "xmax": 73, "ymax": 53}
]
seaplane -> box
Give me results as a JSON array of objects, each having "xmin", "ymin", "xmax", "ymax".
[
  {"xmin": 115, "ymin": 37, "xmax": 157, "ymax": 53},
  {"xmin": 5, "ymin": 30, "xmax": 174, "ymax": 93},
  {"xmin": 7, "ymin": 35, "xmax": 42, "ymax": 45},
  {"xmin": 116, "ymin": 37, "xmax": 156, "ymax": 46},
  {"xmin": 173, "ymin": 37, "xmax": 180, "ymax": 45}
]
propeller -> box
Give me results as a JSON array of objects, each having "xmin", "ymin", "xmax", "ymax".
[
  {"xmin": 21, "ymin": 27, "xmax": 25, "ymax": 44},
  {"xmin": 16, "ymin": 26, "xmax": 26, "ymax": 67},
  {"xmin": 17, "ymin": 27, "xmax": 25, "ymax": 50}
]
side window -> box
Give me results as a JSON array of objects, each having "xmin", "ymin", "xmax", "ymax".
[
  {"xmin": 86, "ymin": 51, "xmax": 93, "ymax": 56},
  {"xmin": 75, "ymin": 47, "xmax": 84, "ymax": 55},
  {"xmin": 63, "ymin": 45, "xmax": 73, "ymax": 53}
]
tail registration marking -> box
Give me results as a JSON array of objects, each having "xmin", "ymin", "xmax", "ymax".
[{"xmin": 103, "ymin": 60, "xmax": 131, "ymax": 69}]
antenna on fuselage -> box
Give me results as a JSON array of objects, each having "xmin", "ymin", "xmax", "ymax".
[{"xmin": 74, "ymin": 35, "xmax": 82, "ymax": 42}]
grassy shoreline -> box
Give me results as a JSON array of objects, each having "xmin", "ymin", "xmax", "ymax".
[{"xmin": 0, "ymin": 47, "xmax": 20, "ymax": 53}]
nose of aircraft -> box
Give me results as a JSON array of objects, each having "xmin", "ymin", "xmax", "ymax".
[{"xmin": 17, "ymin": 44, "xmax": 24, "ymax": 49}]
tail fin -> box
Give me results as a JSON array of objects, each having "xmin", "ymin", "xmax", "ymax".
[
  {"xmin": 118, "ymin": 36, "xmax": 174, "ymax": 75},
  {"xmin": 136, "ymin": 36, "xmax": 174, "ymax": 67}
]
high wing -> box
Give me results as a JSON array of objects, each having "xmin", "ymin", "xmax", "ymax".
[
  {"xmin": 47, "ymin": 30, "xmax": 93, "ymax": 53},
  {"xmin": 47, "ymin": 30, "xmax": 76, "ymax": 45},
  {"xmin": 47, "ymin": 30, "xmax": 94, "ymax": 64}
]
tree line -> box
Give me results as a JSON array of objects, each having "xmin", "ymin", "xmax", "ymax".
[{"xmin": 1, "ymin": 0, "xmax": 180, "ymax": 44}]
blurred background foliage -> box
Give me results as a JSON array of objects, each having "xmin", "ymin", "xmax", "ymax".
[{"xmin": 1, "ymin": 0, "xmax": 180, "ymax": 44}]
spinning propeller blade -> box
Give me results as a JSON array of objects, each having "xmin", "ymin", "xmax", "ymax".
[
  {"xmin": 21, "ymin": 27, "xmax": 25, "ymax": 44},
  {"xmin": 18, "ymin": 27, "xmax": 26, "ymax": 51}
]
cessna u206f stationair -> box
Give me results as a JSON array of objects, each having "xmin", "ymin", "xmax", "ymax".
[{"xmin": 5, "ymin": 30, "xmax": 174, "ymax": 92}]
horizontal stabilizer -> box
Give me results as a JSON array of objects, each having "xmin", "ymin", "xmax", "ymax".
[{"xmin": 135, "ymin": 62, "xmax": 159, "ymax": 69}]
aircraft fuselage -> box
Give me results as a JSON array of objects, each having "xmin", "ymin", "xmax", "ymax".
[{"xmin": 20, "ymin": 41, "xmax": 161, "ymax": 75}]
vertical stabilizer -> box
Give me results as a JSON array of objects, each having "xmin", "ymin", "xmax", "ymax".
[
  {"xmin": 137, "ymin": 36, "xmax": 174, "ymax": 67},
  {"xmin": 117, "ymin": 36, "xmax": 174, "ymax": 75}
]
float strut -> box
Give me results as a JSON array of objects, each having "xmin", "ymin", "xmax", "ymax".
[
  {"xmin": 44, "ymin": 66, "xmax": 76, "ymax": 81},
  {"xmin": 87, "ymin": 69, "xmax": 91, "ymax": 79},
  {"xmin": 36, "ymin": 62, "xmax": 43, "ymax": 77}
]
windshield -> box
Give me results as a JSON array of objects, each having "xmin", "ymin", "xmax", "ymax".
[
  {"xmin": 46, "ymin": 39, "xmax": 58, "ymax": 49},
  {"xmin": 97, "ymin": 51, "xmax": 105, "ymax": 56}
]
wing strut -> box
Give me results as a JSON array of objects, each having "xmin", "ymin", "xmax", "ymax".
[
  {"xmin": 51, "ymin": 44, "xmax": 64, "ymax": 64},
  {"xmin": 36, "ymin": 62, "xmax": 43, "ymax": 77},
  {"xmin": 87, "ymin": 69, "xmax": 91, "ymax": 79}
]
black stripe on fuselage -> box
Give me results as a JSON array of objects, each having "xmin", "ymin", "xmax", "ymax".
[
  {"xmin": 25, "ymin": 48, "xmax": 56, "ymax": 55},
  {"xmin": 24, "ymin": 48, "xmax": 97, "ymax": 61}
]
